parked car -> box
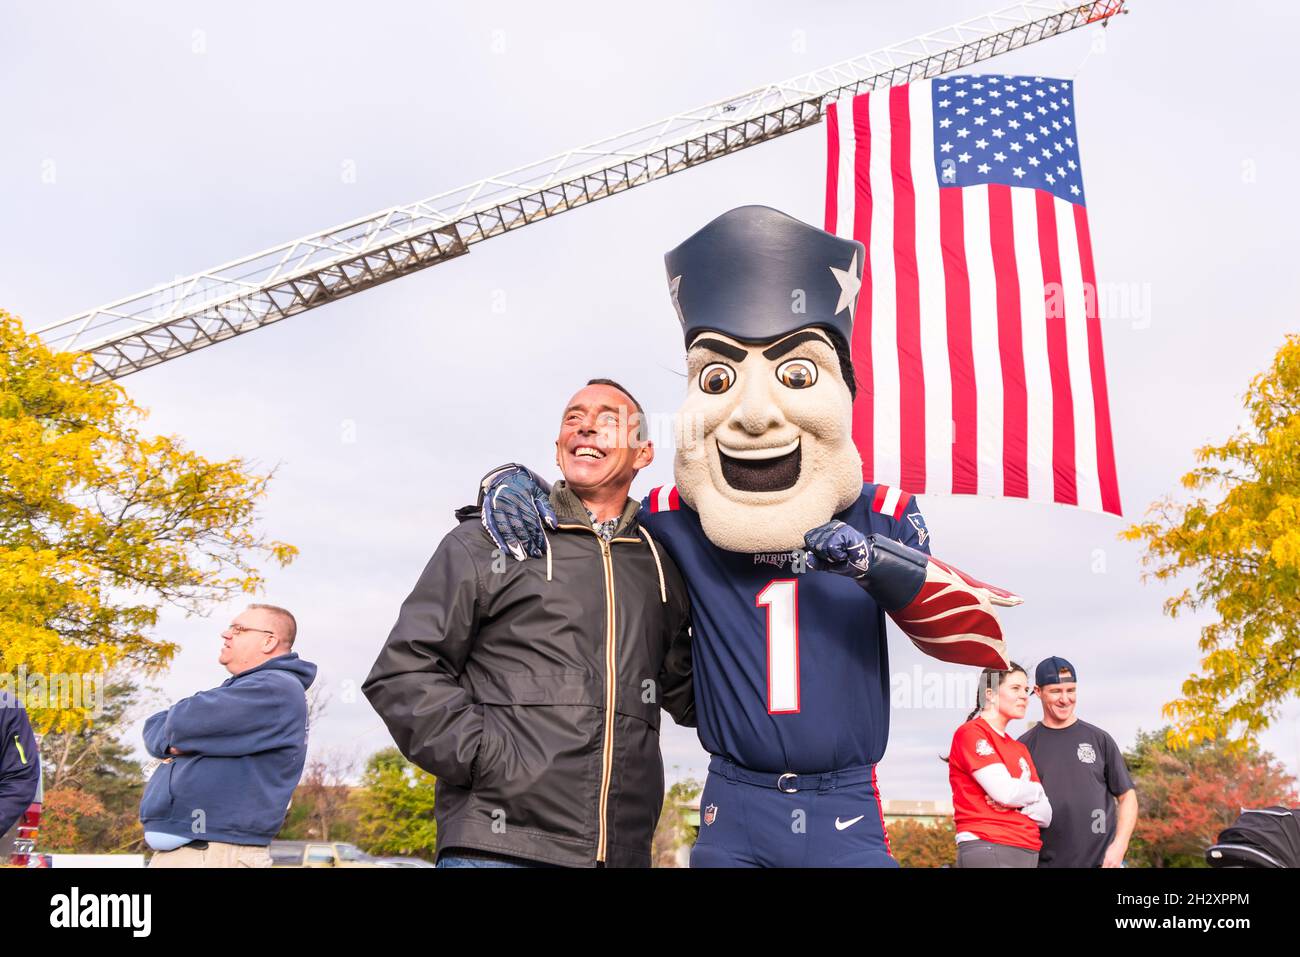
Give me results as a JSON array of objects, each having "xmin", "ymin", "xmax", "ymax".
[
  {"xmin": 375, "ymin": 856, "xmax": 435, "ymax": 868},
  {"xmin": 268, "ymin": 840, "xmax": 382, "ymax": 868},
  {"xmin": 2, "ymin": 746, "xmax": 43, "ymax": 867}
]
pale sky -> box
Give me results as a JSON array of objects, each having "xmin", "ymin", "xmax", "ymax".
[{"xmin": 3, "ymin": 0, "xmax": 1298, "ymax": 802}]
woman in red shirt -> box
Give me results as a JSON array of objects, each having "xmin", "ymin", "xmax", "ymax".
[{"xmin": 946, "ymin": 662, "xmax": 1052, "ymax": 868}]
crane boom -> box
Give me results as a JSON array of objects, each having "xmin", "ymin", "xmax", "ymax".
[{"xmin": 37, "ymin": 0, "xmax": 1124, "ymax": 381}]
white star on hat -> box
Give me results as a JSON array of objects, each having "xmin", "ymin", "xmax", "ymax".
[
  {"xmin": 668, "ymin": 274, "xmax": 685, "ymax": 324},
  {"xmin": 829, "ymin": 252, "xmax": 861, "ymax": 316}
]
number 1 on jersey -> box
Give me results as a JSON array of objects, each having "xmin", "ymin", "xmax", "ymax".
[{"xmin": 756, "ymin": 579, "xmax": 799, "ymax": 714}]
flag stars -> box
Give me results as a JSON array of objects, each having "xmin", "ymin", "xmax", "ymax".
[{"xmin": 929, "ymin": 74, "xmax": 1084, "ymax": 201}]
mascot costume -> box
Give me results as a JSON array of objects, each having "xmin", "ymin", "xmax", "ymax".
[{"xmin": 480, "ymin": 205, "xmax": 1021, "ymax": 867}]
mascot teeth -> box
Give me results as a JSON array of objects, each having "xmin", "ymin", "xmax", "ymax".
[
  {"xmin": 716, "ymin": 438, "xmax": 801, "ymax": 493},
  {"xmin": 715, "ymin": 438, "xmax": 801, "ymax": 461}
]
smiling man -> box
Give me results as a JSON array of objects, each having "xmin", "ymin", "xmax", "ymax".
[
  {"xmin": 477, "ymin": 206, "xmax": 1024, "ymax": 867},
  {"xmin": 363, "ymin": 379, "xmax": 695, "ymax": 868},
  {"xmin": 1018, "ymin": 657, "xmax": 1138, "ymax": 868}
]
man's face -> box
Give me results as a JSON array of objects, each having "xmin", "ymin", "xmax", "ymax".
[
  {"xmin": 1036, "ymin": 682, "xmax": 1077, "ymax": 723},
  {"xmin": 674, "ymin": 328, "xmax": 862, "ymax": 551},
  {"xmin": 219, "ymin": 607, "xmax": 282, "ymax": 676},
  {"xmin": 555, "ymin": 383, "xmax": 654, "ymax": 500}
]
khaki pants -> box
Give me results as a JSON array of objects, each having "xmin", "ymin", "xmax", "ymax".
[{"xmin": 148, "ymin": 842, "xmax": 273, "ymax": 868}]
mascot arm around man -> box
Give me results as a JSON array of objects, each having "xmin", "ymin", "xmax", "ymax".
[{"xmin": 478, "ymin": 206, "xmax": 1021, "ymax": 867}]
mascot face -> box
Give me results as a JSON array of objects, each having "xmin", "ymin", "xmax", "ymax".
[{"xmin": 674, "ymin": 326, "xmax": 862, "ymax": 552}]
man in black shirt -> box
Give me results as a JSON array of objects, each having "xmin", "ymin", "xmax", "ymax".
[{"xmin": 1017, "ymin": 657, "xmax": 1138, "ymax": 867}]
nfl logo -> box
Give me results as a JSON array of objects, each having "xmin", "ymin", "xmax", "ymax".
[{"xmin": 703, "ymin": 803, "xmax": 718, "ymax": 826}]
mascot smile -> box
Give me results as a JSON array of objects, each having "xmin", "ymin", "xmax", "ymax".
[{"xmin": 477, "ymin": 205, "xmax": 1023, "ymax": 868}]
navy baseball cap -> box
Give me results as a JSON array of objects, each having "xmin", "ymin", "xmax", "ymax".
[
  {"xmin": 1035, "ymin": 657, "xmax": 1078, "ymax": 687},
  {"xmin": 663, "ymin": 205, "xmax": 864, "ymax": 349}
]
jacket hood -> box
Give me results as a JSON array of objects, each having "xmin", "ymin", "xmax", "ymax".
[
  {"xmin": 228, "ymin": 652, "xmax": 317, "ymax": 690},
  {"xmin": 551, "ymin": 482, "xmax": 641, "ymax": 537}
]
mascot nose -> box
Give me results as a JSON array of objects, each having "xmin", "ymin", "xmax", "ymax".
[{"xmin": 727, "ymin": 374, "xmax": 786, "ymax": 436}]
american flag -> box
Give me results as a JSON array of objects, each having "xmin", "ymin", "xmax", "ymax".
[{"xmin": 825, "ymin": 74, "xmax": 1122, "ymax": 516}]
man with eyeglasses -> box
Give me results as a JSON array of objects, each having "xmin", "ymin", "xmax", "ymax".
[{"xmin": 140, "ymin": 604, "xmax": 317, "ymax": 867}]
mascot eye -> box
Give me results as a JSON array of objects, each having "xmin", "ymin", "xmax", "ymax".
[
  {"xmin": 776, "ymin": 359, "xmax": 818, "ymax": 390},
  {"xmin": 699, "ymin": 363, "xmax": 736, "ymax": 395}
]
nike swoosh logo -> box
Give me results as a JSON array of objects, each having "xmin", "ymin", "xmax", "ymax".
[{"xmin": 835, "ymin": 815, "xmax": 865, "ymax": 831}]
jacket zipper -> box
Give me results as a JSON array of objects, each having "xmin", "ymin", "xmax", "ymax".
[
  {"xmin": 558, "ymin": 523, "xmax": 632, "ymax": 864},
  {"xmin": 596, "ymin": 536, "xmax": 617, "ymax": 863}
]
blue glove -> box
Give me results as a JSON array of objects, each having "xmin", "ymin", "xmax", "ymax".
[
  {"xmin": 479, "ymin": 465, "xmax": 557, "ymax": 561},
  {"xmin": 804, "ymin": 520, "xmax": 931, "ymax": 611},
  {"xmin": 803, "ymin": 520, "xmax": 872, "ymax": 579}
]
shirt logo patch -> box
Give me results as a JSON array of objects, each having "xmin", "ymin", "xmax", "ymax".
[
  {"xmin": 975, "ymin": 738, "xmax": 994, "ymax": 757},
  {"xmin": 907, "ymin": 511, "xmax": 929, "ymax": 547},
  {"xmin": 1019, "ymin": 757, "xmax": 1030, "ymax": 777},
  {"xmin": 1077, "ymin": 743, "xmax": 1097, "ymax": 764},
  {"xmin": 703, "ymin": 803, "xmax": 719, "ymax": 826}
]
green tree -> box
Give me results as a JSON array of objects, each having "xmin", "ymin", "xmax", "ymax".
[
  {"xmin": 351, "ymin": 747, "xmax": 437, "ymax": 859},
  {"xmin": 0, "ymin": 309, "xmax": 296, "ymax": 731},
  {"xmin": 37, "ymin": 673, "xmax": 150, "ymax": 852},
  {"xmin": 652, "ymin": 777, "xmax": 702, "ymax": 868},
  {"xmin": 1124, "ymin": 728, "xmax": 1296, "ymax": 868},
  {"xmin": 1122, "ymin": 335, "xmax": 1300, "ymax": 749},
  {"xmin": 889, "ymin": 818, "xmax": 957, "ymax": 868}
]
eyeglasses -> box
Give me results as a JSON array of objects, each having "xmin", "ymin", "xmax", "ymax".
[{"xmin": 225, "ymin": 623, "xmax": 275, "ymax": 638}]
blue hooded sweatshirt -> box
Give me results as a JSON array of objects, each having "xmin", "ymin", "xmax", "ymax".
[{"xmin": 140, "ymin": 653, "xmax": 317, "ymax": 846}]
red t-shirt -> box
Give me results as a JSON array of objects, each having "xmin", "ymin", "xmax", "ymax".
[{"xmin": 948, "ymin": 716, "xmax": 1043, "ymax": 851}]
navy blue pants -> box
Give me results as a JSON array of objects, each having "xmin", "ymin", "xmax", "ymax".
[{"xmin": 691, "ymin": 756, "xmax": 897, "ymax": 868}]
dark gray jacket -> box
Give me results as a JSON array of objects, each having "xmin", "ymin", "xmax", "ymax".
[{"xmin": 363, "ymin": 484, "xmax": 694, "ymax": 868}]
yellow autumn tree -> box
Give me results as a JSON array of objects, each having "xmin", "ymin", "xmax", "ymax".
[
  {"xmin": 0, "ymin": 309, "xmax": 296, "ymax": 731},
  {"xmin": 1122, "ymin": 334, "xmax": 1300, "ymax": 750}
]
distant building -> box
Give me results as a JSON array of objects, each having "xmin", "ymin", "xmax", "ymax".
[{"xmin": 881, "ymin": 799, "xmax": 952, "ymax": 828}]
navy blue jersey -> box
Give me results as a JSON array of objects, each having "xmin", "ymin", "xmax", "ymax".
[{"xmin": 641, "ymin": 483, "xmax": 931, "ymax": 774}]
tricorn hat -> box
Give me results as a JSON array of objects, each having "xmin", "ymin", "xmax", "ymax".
[{"xmin": 664, "ymin": 205, "xmax": 864, "ymax": 348}]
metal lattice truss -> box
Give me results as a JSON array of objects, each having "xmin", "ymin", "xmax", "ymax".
[{"xmin": 37, "ymin": 0, "xmax": 1125, "ymax": 380}]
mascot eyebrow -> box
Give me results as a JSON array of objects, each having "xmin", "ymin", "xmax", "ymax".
[{"xmin": 689, "ymin": 330, "xmax": 833, "ymax": 364}]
